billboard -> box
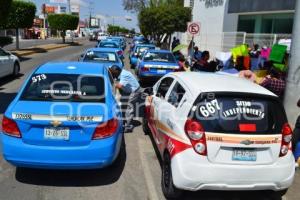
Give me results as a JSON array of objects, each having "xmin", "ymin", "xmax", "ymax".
[
  {"xmin": 43, "ymin": 4, "xmax": 58, "ymax": 14},
  {"xmin": 71, "ymin": 5, "xmax": 80, "ymax": 13}
]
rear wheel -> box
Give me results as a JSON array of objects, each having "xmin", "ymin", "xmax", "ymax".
[
  {"xmin": 12, "ymin": 62, "xmax": 20, "ymax": 77},
  {"xmin": 161, "ymin": 152, "xmax": 183, "ymax": 200},
  {"xmin": 142, "ymin": 117, "xmax": 151, "ymax": 135},
  {"xmin": 275, "ymin": 189, "xmax": 288, "ymax": 197}
]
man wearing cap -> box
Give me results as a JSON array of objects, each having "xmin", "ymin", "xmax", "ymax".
[{"xmin": 109, "ymin": 65, "xmax": 142, "ymax": 133}]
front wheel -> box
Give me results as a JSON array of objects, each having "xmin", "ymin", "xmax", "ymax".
[
  {"xmin": 12, "ymin": 62, "xmax": 20, "ymax": 77},
  {"xmin": 161, "ymin": 152, "xmax": 183, "ymax": 200}
]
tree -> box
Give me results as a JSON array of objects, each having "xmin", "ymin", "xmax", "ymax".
[
  {"xmin": 0, "ymin": 0, "xmax": 12, "ymax": 26},
  {"xmin": 107, "ymin": 25, "xmax": 130, "ymax": 35},
  {"xmin": 4, "ymin": 0, "xmax": 36, "ymax": 49},
  {"xmin": 122, "ymin": 0, "xmax": 148, "ymax": 12},
  {"xmin": 139, "ymin": 4, "xmax": 191, "ymax": 45},
  {"xmin": 123, "ymin": 0, "xmax": 183, "ymax": 12},
  {"xmin": 48, "ymin": 14, "xmax": 79, "ymax": 43}
]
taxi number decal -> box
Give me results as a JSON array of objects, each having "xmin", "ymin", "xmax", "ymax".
[
  {"xmin": 199, "ymin": 99, "xmax": 220, "ymax": 118},
  {"xmin": 13, "ymin": 113, "xmax": 32, "ymax": 120},
  {"xmin": 32, "ymin": 74, "xmax": 47, "ymax": 83}
]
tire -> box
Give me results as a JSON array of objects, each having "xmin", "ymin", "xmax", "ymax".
[
  {"xmin": 275, "ymin": 189, "xmax": 288, "ymax": 197},
  {"xmin": 111, "ymin": 135, "xmax": 125, "ymax": 168},
  {"xmin": 161, "ymin": 152, "xmax": 183, "ymax": 200},
  {"xmin": 12, "ymin": 62, "xmax": 20, "ymax": 77},
  {"xmin": 142, "ymin": 117, "xmax": 151, "ymax": 135}
]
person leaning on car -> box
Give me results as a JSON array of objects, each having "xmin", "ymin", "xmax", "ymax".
[
  {"xmin": 109, "ymin": 65, "xmax": 142, "ymax": 133},
  {"xmin": 292, "ymin": 99, "xmax": 300, "ymax": 152}
]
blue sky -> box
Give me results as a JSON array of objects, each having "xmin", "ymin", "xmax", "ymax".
[{"xmin": 30, "ymin": 0, "xmax": 138, "ymax": 30}]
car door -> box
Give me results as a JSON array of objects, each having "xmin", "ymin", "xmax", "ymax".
[
  {"xmin": 158, "ymin": 81, "xmax": 188, "ymax": 149},
  {"xmin": 0, "ymin": 48, "xmax": 11, "ymax": 77},
  {"xmin": 151, "ymin": 77, "xmax": 174, "ymax": 149}
]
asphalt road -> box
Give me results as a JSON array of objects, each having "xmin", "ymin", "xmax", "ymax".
[
  {"xmin": 0, "ymin": 39, "xmax": 299, "ymax": 200},
  {"xmin": 3, "ymin": 37, "xmax": 85, "ymax": 51}
]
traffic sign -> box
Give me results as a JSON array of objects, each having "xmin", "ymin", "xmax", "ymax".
[{"xmin": 188, "ymin": 22, "xmax": 200, "ymax": 36}]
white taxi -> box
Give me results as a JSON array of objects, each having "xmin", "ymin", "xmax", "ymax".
[{"xmin": 143, "ymin": 72, "xmax": 295, "ymax": 199}]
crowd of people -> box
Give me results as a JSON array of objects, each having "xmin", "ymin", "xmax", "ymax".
[{"xmin": 171, "ymin": 37, "xmax": 289, "ymax": 100}]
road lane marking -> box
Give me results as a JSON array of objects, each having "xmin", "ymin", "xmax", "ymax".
[{"xmin": 138, "ymin": 139, "xmax": 160, "ymax": 200}]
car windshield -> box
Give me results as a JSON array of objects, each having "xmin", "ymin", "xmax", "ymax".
[
  {"xmin": 143, "ymin": 52, "xmax": 176, "ymax": 63},
  {"xmin": 99, "ymin": 42, "xmax": 119, "ymax": 48},
  {"xmin": 190, "ymin": 94, "xmax": 286, "ymax": 134},
  {"xmin": 84, "ymin": 51, "xmax": 118, "ymax": 62},
  {"xmin": 21, "ymin": 74, "xmax": 105, "ymax": 103},
  {"xmin": 135, "ymin": 46, "xmax": 154, "ymax": 54}
]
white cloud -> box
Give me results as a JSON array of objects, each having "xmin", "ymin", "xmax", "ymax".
[{"xmin": 70, "ymin": 0, "xmax": 89, "ymax": 7}]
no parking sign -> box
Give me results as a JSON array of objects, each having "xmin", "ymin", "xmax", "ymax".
[{"xmin": 188, "ymin": 22, "xmax": 200, "ymax": 36}]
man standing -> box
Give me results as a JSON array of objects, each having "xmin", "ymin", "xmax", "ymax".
[
  {"xmin": 193, "ymin": 46, "xmax": 202, "ymax": 62},
  {"xmin": 109, "ymin": 65, "xmax": 142, "ymax": 133}
]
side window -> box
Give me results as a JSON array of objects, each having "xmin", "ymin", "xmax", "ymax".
[
  {"xmin": 167, "ymin": 82, "xmax": 186, "ymax": 107},
  {"xmin": 156, "ymin": 77, "xmax": 174, "ymax": 99},
  {"xmin": 108, "ymin": 71, "xmax": 114, "ymax": 86},
  {"xmin": 0, "ymin": 49, "xmax": 7, "ymax": 56}
]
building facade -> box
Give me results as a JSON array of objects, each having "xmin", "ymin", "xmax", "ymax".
[{"xmin": 181, "ymin": 0, "xmax": 296, "ymax": 55}]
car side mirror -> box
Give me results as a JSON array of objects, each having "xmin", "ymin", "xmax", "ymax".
[{"xmin": 144, "ymin": 87, "xmax": 153, "ymax": 96}]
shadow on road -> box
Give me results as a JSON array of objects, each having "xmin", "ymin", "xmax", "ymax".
[
  {"xmin": 0, "ymin": 92, "xmax": 18, "ymax": 113},
  {"xmin": 15, "ymin": 139, "xmax": 127, "ymax": 187},
  {"xmin": 0, "ymin": 74, "xmax": 24, "ymax": 87}
]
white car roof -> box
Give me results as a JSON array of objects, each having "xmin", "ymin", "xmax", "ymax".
[{"xmin": 171, "ymin": 72, "xmax": 277, "ymax": 97}]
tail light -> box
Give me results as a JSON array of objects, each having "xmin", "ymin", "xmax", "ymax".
[
  {"xmin": 141, "ymin": 67, "xmax": 150, "ymax": 72},
  {"xmin": 279, "ymin": 123, "xmax": 293, "ymax": 157},
  {"xmin": 92, "ymin": 118, "xmax": 118, "ymax": 139},
  {"xmin": 184, "ymin": 119, "xmax": 207, "ymax": 156},
  {"xmin": 2, "ymin": 116, "xmax": 21, "ymax": 138},
  {"xmin": 117, "ymin": 50, "xmax": 123, "ymax": 56}
]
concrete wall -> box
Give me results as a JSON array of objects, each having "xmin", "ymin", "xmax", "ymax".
[{"xmin": 190, "ymin": 0, "xmax": 228, "ymax": 55}]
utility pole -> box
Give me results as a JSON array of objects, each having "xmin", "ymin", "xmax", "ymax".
[
  {"xmin": 68, "ymin": 0, "xmax": 71, "ymax": 13},
  {"xmin": 284, "ymin": 0, "xmax": 300, "ymax": 126}
]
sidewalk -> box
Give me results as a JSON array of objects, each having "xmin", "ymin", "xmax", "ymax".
[{"xmin": 11, "ymin": 42, "xmax": 80, "ymax": 57}]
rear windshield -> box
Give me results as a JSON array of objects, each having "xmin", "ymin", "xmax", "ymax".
[
  {"xmin": 84, "ymin": 51, "xmax": 118, "ymax": 62},
  {"xmin": 135, "ymin": 46, "xmax": 155, "ymax": 54},
  {"xmin": 143, "ymin": 52, "xmax": 175, "ymax": 63},
  {"xmin": 190, "ymin": 94, "xmax": 286, "ymax": 134},
  {"xmin": 99, "ymin": 43, "xmax": 118, "ymax": 48},
  {"xmin": 21, "ymin": 74, "xmax": 105, "ymax": 102}
]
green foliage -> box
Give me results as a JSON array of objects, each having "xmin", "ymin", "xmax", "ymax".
[
  {"xmin": 4, "ymin": 0, "xmax": 36, "ymax": 29},
  {"xmin": 139, "ymin": 4, "xmax": 191, "ymax": 40},
  {"xmin": 107, "ymin": 25, "xmax": 131, "ymax": 35},
  {"xmin": 48, "ymin": 14, "xmax": 79, "ymax": 31},
  {"xmin": 0, "ymin": 0, "xmax": 12, "ymax": 26},
  {"xmin": 0, "ymin": 36, "xmax": 13, "ymax": 47}
]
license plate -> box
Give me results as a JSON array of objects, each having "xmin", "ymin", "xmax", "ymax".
[
  {"xmin": 157, "ymin": 69, "xmax": 166, "ymax": 74},
  {"xmin": 232, "ymin": 149, "xmax": 257, "ymax": 161},
  {"xmin": 44, "ymin": 127, "xmax": 70, "ymax": 140}
]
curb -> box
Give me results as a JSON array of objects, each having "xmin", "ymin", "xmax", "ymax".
[{"xmin": 12, "ymin": 42, "xmax": 80, "ymax": 57}]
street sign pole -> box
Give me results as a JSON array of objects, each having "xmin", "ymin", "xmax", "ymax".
[{"xmin": 284, "ymin": 0, "xmax": 300, "ymax": 125}]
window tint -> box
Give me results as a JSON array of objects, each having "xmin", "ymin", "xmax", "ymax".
[
  {"xmin": 168, "ymin": 82, "xmax": 186, "ymax": 107},
  {"xmin": 190, "ymin": 94, "xmax": 286, "ymax": 134},
  {"xmin": 144, "ymin": 52, "xmax": 176, "ymax": 63},
  {"xmin": 84, "ymin": 51, "xmax": 118, "ymax": 62},
  {"xmin": 99, "ymin": 43, "xmax": 118, "ymax": 48},
  {"xmin": 21, "ymin": 74, "xmax": 105, "ymax": 103},
  {"xmin": 156, "ymin": 77, "xmax": 174, "ymax": 99}
]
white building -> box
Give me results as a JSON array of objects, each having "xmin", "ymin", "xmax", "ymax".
[{"xmin": 181, "ymin": 0, "xmax": 295, "ymax": 56}]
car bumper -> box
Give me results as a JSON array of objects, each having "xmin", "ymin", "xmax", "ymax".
[
  {"xmin": 171, "ymin": 149, "xmax": 295, "ymax": 191},
  {"xmin": 1, "ymin": 132, "xmax": 123, "ymax": 169}
]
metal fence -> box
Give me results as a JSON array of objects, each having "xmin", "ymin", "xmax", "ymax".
[{"xmin": 190, "ymin": 32, "xmax": 292, "ymax": 56}]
